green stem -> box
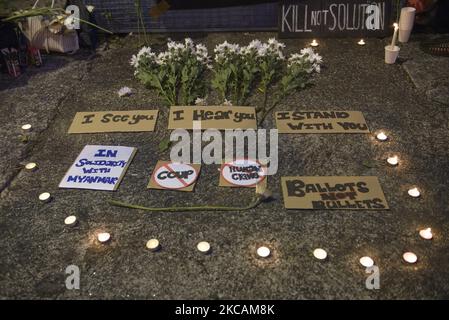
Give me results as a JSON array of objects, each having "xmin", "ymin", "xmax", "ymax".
[
  {"xmin": 73, "ymin": 17, "xmax": 113, "ymax": 34},
  {"xmin": 109, "ymin": 196, "xmax": 263, "ymax": 212},
  {"xmin": 258, "ymin": 99, "xmax": 280, "ymax": 126}
]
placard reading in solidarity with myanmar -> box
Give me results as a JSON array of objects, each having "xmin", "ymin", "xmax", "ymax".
[
  {"xmin": 281, "ymin": 176, "xmax": 389, "ymax": 210},
  {"xmin": 59, "ymin": 145, "xmax": 136, "ymax": 191},
  {"xmin": 275, "ymin": 111, "xmax": 370, "ymax": 133}
]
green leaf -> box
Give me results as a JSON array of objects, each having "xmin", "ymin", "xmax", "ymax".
[
  {"xmin": 362, "ymin": 160, "xmax": 380, "ymax": 168},
  {"xmin": 159, "ymin": 137, "xmax": 172, "ymax": 153}
]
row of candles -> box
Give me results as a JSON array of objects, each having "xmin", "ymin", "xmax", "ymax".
[
  {"xmin": 309, "ymin": 38, "xmax": 366, "ymax": 47},
  {"xmin": 23, "ymin": 123, "xmax": 431, "ymax": 266}
]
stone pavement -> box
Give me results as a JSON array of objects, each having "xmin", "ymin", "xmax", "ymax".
[{"xmin": 0, "ymin": 33, "xmax": 448, "ymax": 299}]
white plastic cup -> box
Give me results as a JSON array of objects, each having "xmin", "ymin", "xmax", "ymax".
[
  {"xmin": 385, "ymin": 45, "xmax": 400, "ymax": 64},
  {"xmin": 399, "ymin": 7, "xmax": 416, "ymax": 43}
]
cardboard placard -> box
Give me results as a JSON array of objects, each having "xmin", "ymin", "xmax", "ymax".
[
  {"xmin": 59, "ymin": 145, "xmax": 136, "ymax": 191},
  {"xmin": 68, "ymin": 110, "xmax": 159, "ymax": 133},
  {"xmin": 275, "ymin": 111, "xmax": 369, "ymax": 133},
  {"xmin": 219, "ymin": 159, "xmax": 267, "ymax": 188},
  {"xmin": 279, "ymin": 0, "xmax": 393, "ymax": 38},
  {"xmin": 281, "ymin": 176, "xmax": 389, "ymax": 210},
  {"xmin": 148, "ymin": 161, "xmax": 201, "ymax": 192},
  {"xmin": 168, "ymin": 106, "xmax": 257, "ymax": 130}
]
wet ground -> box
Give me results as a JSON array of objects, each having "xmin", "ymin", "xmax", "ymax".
[{"xmin": 0, "ymin": 32, "xmax": 448, "ymax": 299}]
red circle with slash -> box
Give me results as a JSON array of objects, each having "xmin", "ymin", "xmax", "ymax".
[{"xmin": 153, "ymin": 162, "xmax": 198, "ymax": 189}]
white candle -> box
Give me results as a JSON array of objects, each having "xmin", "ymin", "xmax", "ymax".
[
  {"xmin": 257, "ymin": 246, "xmax": 271, "ymax": 258},
  {"xmin": 376, "ymin": 132, "xmax": 388, "ymax": 141},
  {"xmin": 64, "ymin": 215, "xmax": 77, "ymax": 226},
  {"xmin": 97, "ymin": 232, "xmax": 111, "ymax": 243},
  {"xmin": 359, "ymin": 256, "xmax": 374, "ymax": 268},
  {"xmin": 408, "ymin": 187, "xmax": 421, "ymax": 198},
  {"xmin": 419, "ymin": 228, "xmax": 433, "ymax": 240},
  {"xmin": 357, "ymin": 39, "xmax": 366, "ymax": 46},
  {"xmin": 391, "ymin": 23, "xmax": 399, "ymax": 49},
  {"xmin": 38, "ymin": 192, "xmax": 51, "ymax": 203},
  {"xmin": 310, "ymin": 39, "xmax": 319, "ymax": 47},
  {"xmin": 25, "ymin": 162, "xmax": 38, "ymax": 171},
  {"xmin": 21, "ymin": 124, "xmax": 32, "ymax": 132},
  {"xmin": 313, "ymin": 248, "xmax": 327, "ymax": 260},
  {"xmin": 403, "ymin": 252, "xmax": 418, "ymax": 264},
  {"xmin": 197, "ymin": 241, "xmax": 211, "ymax": 254},
  {"xmin": 386, "ymin": 155, "xmax": 399, "ymax": 166},
  {"xmin": 146, "ymin": 239, "xmax": 160, "ymax": 251}
]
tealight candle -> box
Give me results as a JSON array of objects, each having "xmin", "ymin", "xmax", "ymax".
[
  {"xmin": 257, "ymin": 246, "xmax": 271, "ymax": 258},
  {"xmin": 357, "ymin": 39, "xmax": 366, "ymax": 46},
  {"xmin": 21, "ymin": 124, "xmax": 32, "ymax": 133},
  {"xmin": 359, "ymin": 256, "xmax": 374, "ymax": 268},
  {"xmin": 310, "ymin": 39, "xmax": 319, "ymax": 47},
  {"xmin": 97, "ymin": 232, "xmax": 111, "ymax": 243},
  {"xmin": 197, "ymin": 241, "xmax": 211, "ymax": 254},
  {"xmin": 146, "ymin": 239, "xmax": 160, "ymax": 251},
  {"xmin": 313, "ymin": 248, "xmax": 327, "ymax": 260},
  {"xmin": 419, "ymin": 228, "xmax": 433, "ymax": 240},
  {"xmin": 25, "ymin": 162, "xmax": 38, "ymax": 171},
  {"xmin": 64, "ymin": 215, "xmax": 77, "ymax": 227},
  {"xmin": 376, "ymin": 132, "xmax": 388, "ymax": 141},
  {"xmin": 408, "ymin": 187, "xmax": 421, "ymax": 198},
  {"xmin": 386, "ymin": 155, "xmax": 399, "ymax": 166},
  {"xmin": 403, "ymin": 252, "xmax": 418, "ymax": 264},
  {"xmin": 38, "ymin": 192, "xmax": 51, "ymax": 203}
]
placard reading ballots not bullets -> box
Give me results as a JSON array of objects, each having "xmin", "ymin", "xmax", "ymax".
[{"xmin": 59, "ymin": 145, "xmax": 136, "ymax": 191}]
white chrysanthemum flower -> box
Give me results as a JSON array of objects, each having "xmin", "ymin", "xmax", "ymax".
[
  {"xmin": 300, "ymin": 47, "xmax": 315, "ymax": 57},
  {"xmin": 185, "ymin": 38, "xmax": 194, "ymax": 50},
  {"xmin": 195, "ymin": 97, "xmax": 207, "ymax": 106},
  {"xmin": 130, "ymin": 55, "xmax": 138, "ymax": 67},
  {"xmin": 118, "ymin": 86, "xmax": 132, "ymax": 97},
  {"xmin": 223, "ymin": 99, "xmax": 233, "ymax": 106}
]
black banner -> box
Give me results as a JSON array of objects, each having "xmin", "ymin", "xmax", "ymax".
[{"xmin": 279, "ymin": 0, "xmax": 394, "ymax": 38}]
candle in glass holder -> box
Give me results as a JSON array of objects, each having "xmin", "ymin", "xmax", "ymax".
[
  {"xmin": 313, "ymin": 248, "xmax": 327, "ymax": 260},
  {"xmin": 408, "ymin": 187, "xmax": 421, "ymax": 198},
  {"xmin": 146, "ymin": 239, "xmax": 160, "ymax": 251},
  {"xmin": 197, "ymin": 241, "xmax": 211, "ymax": 254},
  {"xmin": 376, "ymin": 132, "xmax": 388, "ymax": 141},
  {"xmin": 39, "ymin": 192, "xmax": 51, "ymax": 203},
  {"xmin": 25, "ymin": 162, "xmax": 38, "ymax": 171},
  {"xmin": 403, "ymin": 252, "xmax": 418, "ymax": 264},
  {"xmin": 21, "ymin": 124, "xmax": 32, "ymax": 133},
  {"xmin": 64, "ymin": 215, "xmax": 77, "ymax": 227},
  {"xmin": 357, "ymin": 39, "xmax": 366, "ymax": 46},
  {"xmin": 387, "ymin": 155, "xmax": 399, "ymax": 166},
  {"xmin": 359, "ymin": 256, "xmax": 374, "ymax": 268},
  {"xmin": 419, "ymin": 228, "xmax": 433, "ymax": 240},
  {"xmin": 97, "ymin": 232, "xmax": 111, "ymax": 243},
  {"xmin": 257, "ymin": 246, "xmax": 271, "ymax": 258},
  {"xmin": 310, "ymin": 39, "xmax": 319, "ymax": 47}
]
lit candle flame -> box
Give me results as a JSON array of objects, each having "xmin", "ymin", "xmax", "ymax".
[
  {"xmin": 408, "ymin": 187, "xmax": 421, "ymax": 198},
  {"xmin": 387, "ymin": 155, "xmax": 399, "ymax": 166},
  {"xmin": 419, "ymin": 228, "xmax": 433, "ymax": 240},
  {"xmin": 403, "ymin": 252, "xmax": 418, "ymax": 264},
  {"xmin": 376, "ymin": 132, "xmax": 388, "ymax": 141}
]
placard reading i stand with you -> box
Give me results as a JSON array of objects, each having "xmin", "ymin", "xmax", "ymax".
[
  {"xmin": 275, "ymin": 111, "xmax": 370, "ymax": 133},
  {"xmin": 59, "ymin": 145, "xmax": 136, "ymax": 191}
]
